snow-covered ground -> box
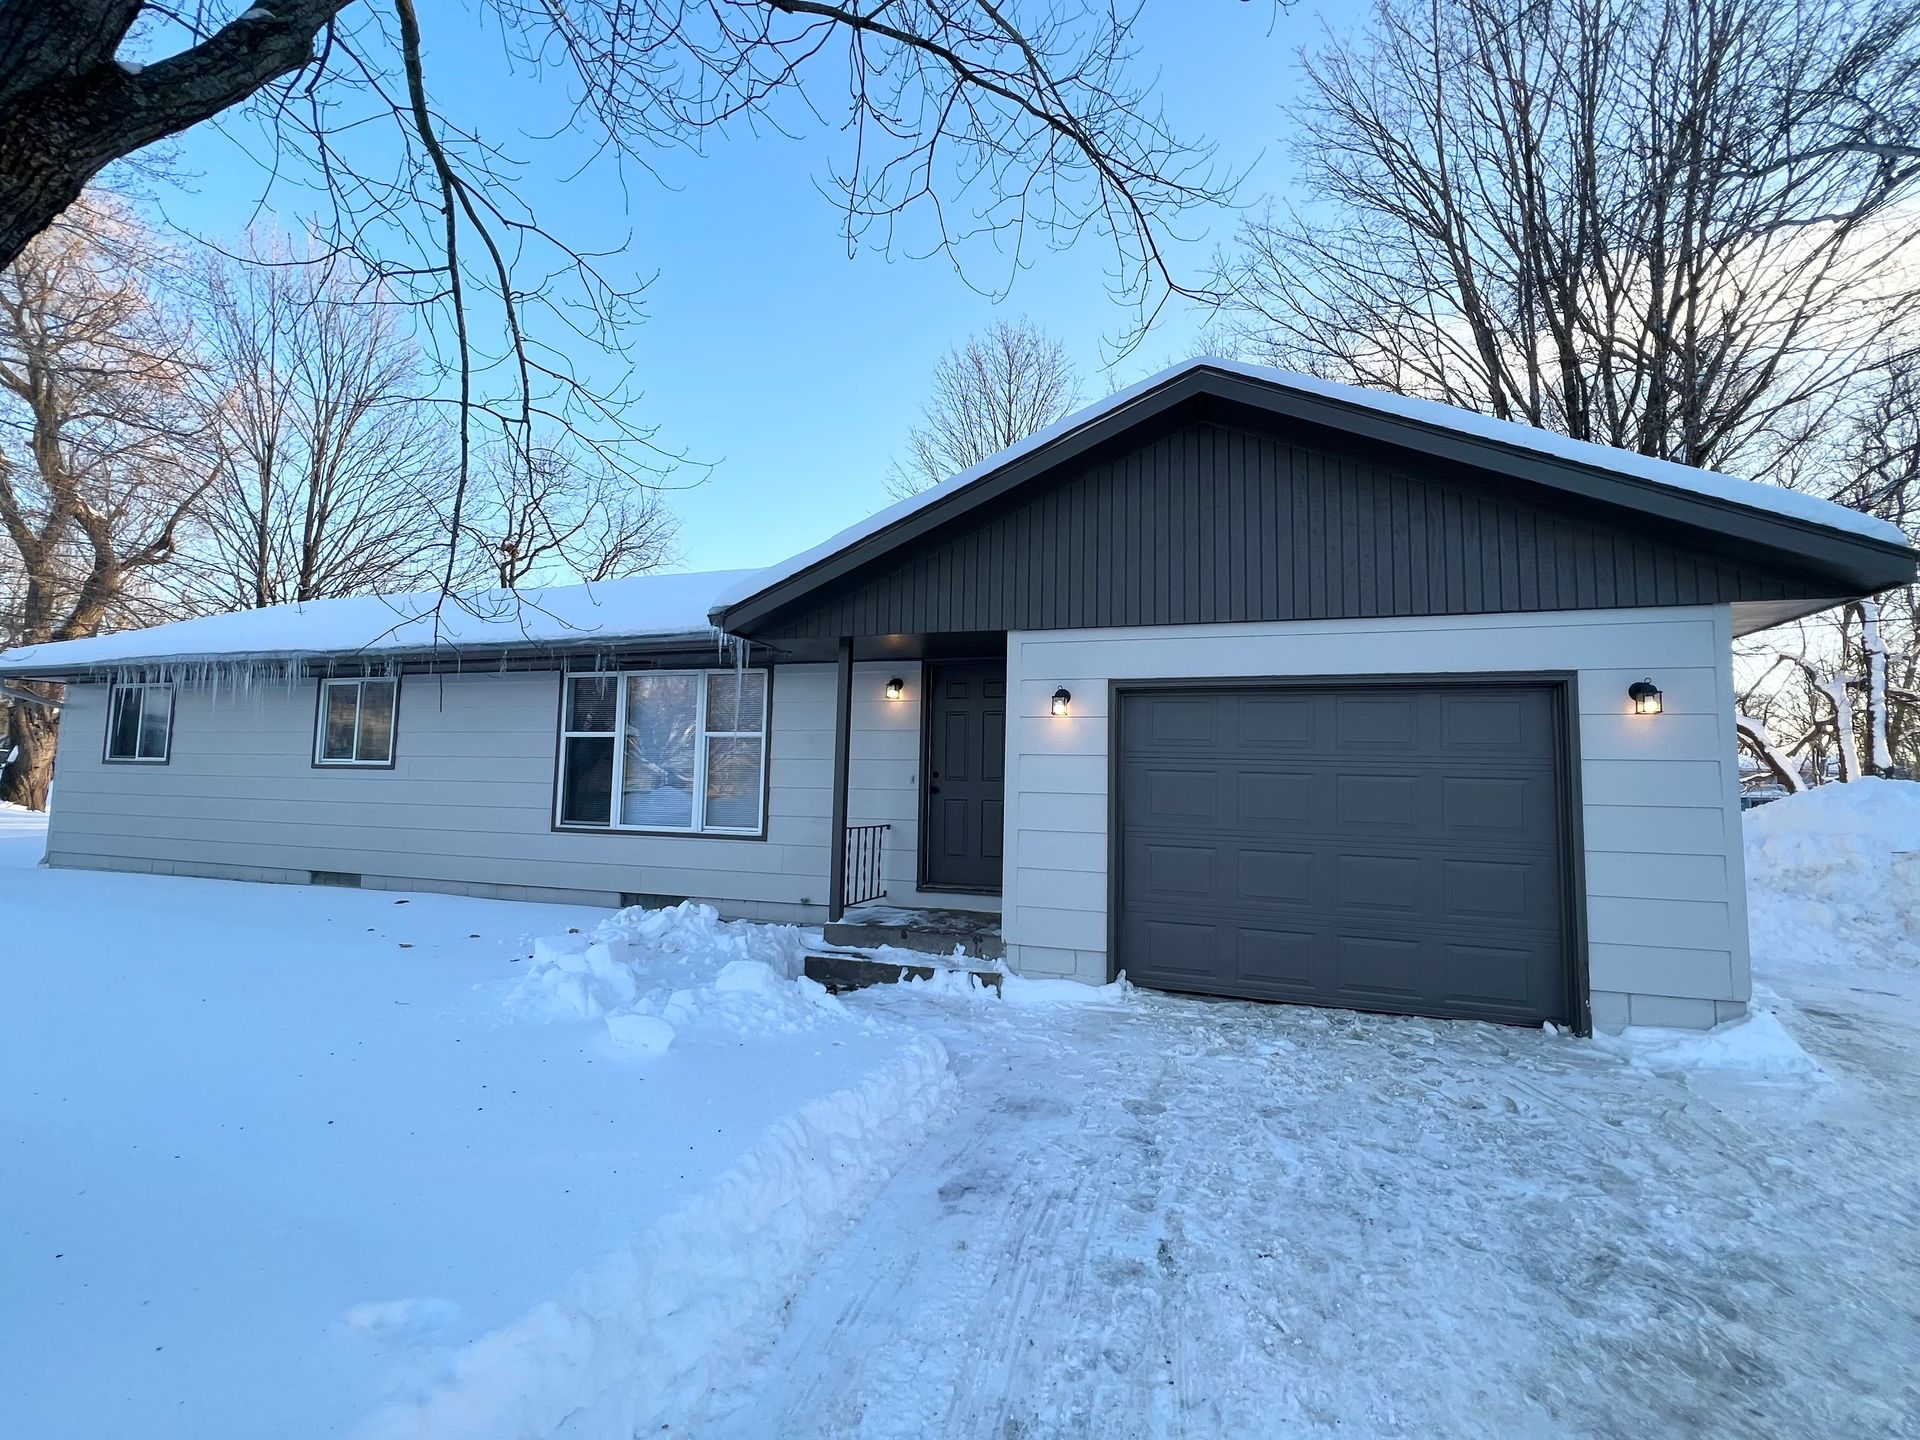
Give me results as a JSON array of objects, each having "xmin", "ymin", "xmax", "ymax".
[
  {"xmin": 0, "ymin": 813, "xmax": 951, "ymax": 1439},
  {"xmin": 694, "ymin": 782, "xmax": 1920, "ymax": 1439},
  {"xmin": 5, "ymin": 782, "xmax": 1918, "ymax": 1438}
]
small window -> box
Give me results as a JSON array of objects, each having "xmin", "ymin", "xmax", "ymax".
[
  {"xmin": 557, "ymin": 668, "xmax": 768, "ymax": 834},
  {"xmin": 105, "ymin": 683, "xmax": 173, "ymax": 763},
  {"xmin": 315, "ymin": 678, "xmax": 399, "ymax": 766}
]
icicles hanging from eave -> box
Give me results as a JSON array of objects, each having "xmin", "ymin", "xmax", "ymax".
[
  {"xmin": 70, "ymin": 631, "xmax": 754, "ymax": 698},
  {"xmin": 82, "ymin": 653, "xmax": 408, "ymax": 702}
]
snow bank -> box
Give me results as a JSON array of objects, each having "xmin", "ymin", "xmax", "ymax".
[
  {"xmin": 1745, "ymin": 778, "xmax": 1920, "ymax": 972},
  {"xmin": 0, "ymin": 800, "xmax": 46, "ymax": 869},
  {"xmin": 512, "ymin": 901, "xmax": 840, "ymax": 1050},
  {"xmin": 354, "ymin": 1033, "xmax": 955, "ymax": 1440},
  {"xmin": 1590, "ymin": 988, "xmax": 1827, "ymax": 1081}
]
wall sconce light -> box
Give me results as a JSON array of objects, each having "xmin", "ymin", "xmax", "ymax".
[
  {"xmin": 885, "ymin": 677, "xmax": 905, "ymax": 701},
  {"xmin": 1051, "ymin": 687, "xmax": 1072, "ymax": 717},
  {"xmin": 1628, "ymin": 679, "xmax": 1663, "ymax": 715}
]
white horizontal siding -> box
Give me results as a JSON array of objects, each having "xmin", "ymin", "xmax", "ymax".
[
  {"xmin": 46, "ymin": 659, "xmax": 988, "ymax": 921},
  {"xmin": 1003, "ymin": 605, "xmax": 1751, "ymax": 1027}
]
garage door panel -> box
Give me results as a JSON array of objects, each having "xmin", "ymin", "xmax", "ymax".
[
  {"xmin": 1131, "ymin": 764, "xmax": 1221, "ymax": 823},
  {"xmin": 1128, "ymin": 841, "xmax": 1220, "ymax": 902},
  {"xmin": 1236, "ymin": 848, "xmax": 1316, "ymax": 905},
  {"xmin": 1439, "ymin": 774, "xmax": 1533, "ymax": 835},
  {"xmin": 1237, "ymin": 770, "xmax": 1314, "ymax": 824},
  {"xmin": 1441, "ymin": 941, "xmax": 1553, "ymax": 1015},
  {"xmin": 1126, "ymin": 916, "xmax": 1220, "ymax": 978},
  {"xmin": 1332, "ymin": 934, "xmax": 1424, "ymax": 1002},
  {"xmin": 1118, "ymin": 683, "xmax": 1570, "ymax": 1026},
  {"xmin": 1334, "ymin": 694, "xmax": 1420, "ymax": 749},
  {"xmin": 1439, "ymin": 857, "xmax": 1540, "ymax": 922},
  {"xmin": 1334, "ymin": 772, "xmax": 1420, "ymax": 828},
  {"xmin": 1236, "ymin": 695, "xmax": 1314, "ymax": 749},
  {"xmin": 1139, "ymin": 694, "xmax": 1219, "ymax": 745},
  {"xmin": 1334, "ymin": 852, "xmax": 1421, "ymax": 912},
  {"xmin": 1233, "ymin": 927, "xmax": 1320, "ymax": 992},
  {"xmin": 1438, "ymin": 690, "xmax": 1556, "ymax": 748}
]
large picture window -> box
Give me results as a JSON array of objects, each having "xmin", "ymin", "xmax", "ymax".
[
  {"xmin": 314, "ymin": 678, "xmax": 398, "ymax": 767},
  {"xmin": 557, "ymin": 669, "xmax": 768, "ymax": 834},
  {"xmin": 104, "ymin": 683, "xmax": 173, "ymax": 763}
]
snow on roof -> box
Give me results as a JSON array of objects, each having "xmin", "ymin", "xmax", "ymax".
[
  {"xmin": 6, "ymin": 358, "xmax": 1906, "ymax": 676},
  {"xmin": 710, "ymin": 356, "xmax": 1909, "ymax": 615},
  {"xmin": 0, "ymin": 569, "xmax": 758, "ymax": 676}
]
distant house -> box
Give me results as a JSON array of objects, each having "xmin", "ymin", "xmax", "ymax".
[{"xmin": 4, "ymin": 360, "xmax": 1912, "ymax": 1033}]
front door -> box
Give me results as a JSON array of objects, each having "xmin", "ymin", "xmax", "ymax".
[{"xmin": 922, "ymin": 660, "xmax": 1006, "ymax": 892}]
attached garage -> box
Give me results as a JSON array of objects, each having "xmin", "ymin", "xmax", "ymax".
[
  {"xmin": 1114, "ymin": 681, "xmax": 1573, "ymax": 1026},
  {"xmin": 705, "ymin": 357, "xmax": 1917, "ymax": 1032}
]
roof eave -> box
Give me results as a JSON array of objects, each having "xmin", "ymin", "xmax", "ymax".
[{"xmin": 0, "ymin": 627, "xmax": 730, "ymax": 683}]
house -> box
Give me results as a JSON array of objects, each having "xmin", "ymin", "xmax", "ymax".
[{"xmin": 4, "ymin": 360, "xmax": 1912, "ymax": 1033}]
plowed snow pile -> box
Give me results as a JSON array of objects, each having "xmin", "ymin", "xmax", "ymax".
[
  {"xmin": 511, "ymin": 901, "xmax": 844, "ymax": 1051},
  {"xmin": 1745, "ymin": 778, "xmax": 1920, "ymax": 971}
]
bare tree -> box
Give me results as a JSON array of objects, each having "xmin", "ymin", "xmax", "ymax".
[
  {"xmin": 192, "ymin": 239, "xmax": 451, "ymax": 609},
  {"xmin": 889, "ymin": 317, "xmax": 1081, "ymax": 497},
  {"xmin": 0, "ymin": 193, "xmax": 217, "ymax": 807},
  {"xmin": 0, "ymin": 2, "xmax": 1228, "ymax": 614},
  {"xmin": 1735, "ymin": 359, "xmax": 1920, "ymax": 787},
  {"xmin": 1218, "ymin": 0, "xmax": 1920, "ymax": 482},
  {"xmin": 455, "ymin": 440, "xmax": 678, "ymax": 591}
]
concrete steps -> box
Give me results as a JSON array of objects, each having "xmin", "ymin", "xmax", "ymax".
[{"xmin": 803, "ymin": 949, "xmax": 1004, "ymax": 995}]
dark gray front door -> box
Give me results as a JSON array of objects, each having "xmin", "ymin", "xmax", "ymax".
[
  {"xmin": 1116, "ymin": 683, "xmax": 1571, "ymax": 1025},
  {"xmin": 923, "ymin": 661, "xmax": 1006, "ymax": 892}
]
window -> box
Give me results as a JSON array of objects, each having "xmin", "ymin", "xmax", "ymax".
[
  {"xmin": 105, "ymin": 683, "xmax": 173, "ymax": 763},
  {"xmin": 558, "ymin": 668, "xmax": 768, "ymax": 834},
  {"xmin": 314, "ymin": 678, "xmax": 398, "ymax": 766}
]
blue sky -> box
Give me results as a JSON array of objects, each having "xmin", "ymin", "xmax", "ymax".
[{"xmin": 150, "ymin": 3, "xmax": 1322, "ymax": 573}]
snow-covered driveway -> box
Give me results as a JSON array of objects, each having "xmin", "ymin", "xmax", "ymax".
[{"xmin": 700, "ymin": 977, "xmax": 1920, "ymax": 1439}]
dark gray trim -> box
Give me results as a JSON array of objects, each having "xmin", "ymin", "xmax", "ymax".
[
  {"xmin": 545, "ymin": 664, "xmax": 774, "ymax": 842},
  {"xmin": 310, "ymin": 676, "xmax": 401, "ymax": 770},
  {"xmin": 716, "ymin": 365, "xmax": 1914, "ymax": 636},
  {"xmin": 1558, "ymin": 674, "xmax": 1592, "ymax": 1036},
  {"xmin": 828, "ymin": 637, "xmax": 854, "ymax": 921},
  {"xmin": 101, "ymin": 681, "xmax": 173, "ymax": 765},
  {"xmin": 1104, "ymin": 671, "xmax": 1589, "ymax": 1034}
]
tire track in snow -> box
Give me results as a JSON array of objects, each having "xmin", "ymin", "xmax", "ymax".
[{"xmin": 694, "ymin": 989, "xmax": 1919, "ymax": 1440}]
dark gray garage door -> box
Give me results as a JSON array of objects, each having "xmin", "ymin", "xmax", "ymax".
[{"xmin": 1116, "ymin": 683, "xmax": 1571, "ymax": 1025}]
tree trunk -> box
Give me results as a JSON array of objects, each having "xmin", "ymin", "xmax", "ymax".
[
  {"xmin": 1857, "ymin": 599, "xmax": 1893, "ymax": 774},
  {"xmin": 1736, "ymin": 714, "xmax": 1810, "ymax": 794},
  {"xmin": 0, "ymin": 2, "xmax": 346, "ymax": 270},
  {"xmin": 0, "ymin": 691, "xmax": 59, "ymax": 810}
]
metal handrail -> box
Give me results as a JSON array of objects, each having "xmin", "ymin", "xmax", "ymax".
[{"xmin": 844, "ymin": 823, "xmax": 890, "ymax": 908}]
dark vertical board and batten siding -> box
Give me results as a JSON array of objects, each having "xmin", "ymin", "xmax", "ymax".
[{"xmin": 743, "ymin": 420, "xmax": 1806, "ymax": 643}]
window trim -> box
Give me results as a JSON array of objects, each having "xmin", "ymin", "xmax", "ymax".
[
  {"xmin": 102, "ymin": 682, "xmax": 174, "ymax": 765},
  {"xmin": 551, "ymin": 666, "xmax": 772, "ymax": 839},
  {"xmin": 311, "ymin": 677, "xmax": 401, "ymax": 770}
]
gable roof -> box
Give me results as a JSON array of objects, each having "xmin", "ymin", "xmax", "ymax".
[
  {"xmin": 0, "ymin": 569, "xmax": 755, "ymax": 679},
  {"xmin": 5, "ymin": 358, "xmax": 1913, "ymax": 680},
  {"xmin": 710, "ymin": 357, "xmax": 1915, "ymax": 635}
]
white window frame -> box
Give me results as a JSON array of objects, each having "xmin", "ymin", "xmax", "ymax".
[
  {"xmin": 104, "ymin": 682, "xmax": 174, "ymax": 764},
  {"xmin": 555, "ymin": 668, "xmax": 769, "ymax": 836},
  {"xmin": 313, "ymin": 677, "xmax": 399, "ymax": 768}
]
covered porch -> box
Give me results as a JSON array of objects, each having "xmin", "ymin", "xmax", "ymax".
[{"xmin": 798, "ymin": 632, "xmax": 1009, "ymax": 960}]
